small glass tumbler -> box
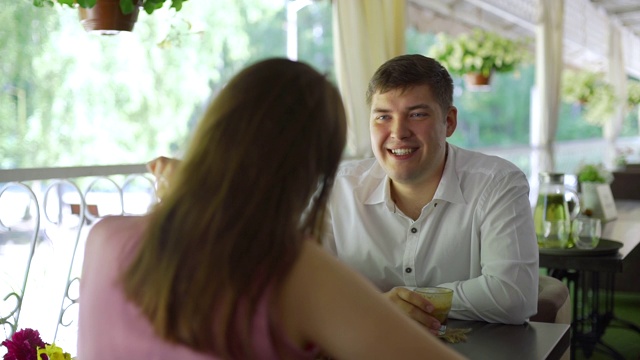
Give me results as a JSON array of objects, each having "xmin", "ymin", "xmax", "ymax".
[
  {"xmin": 414, "ymin": 287, "xmax": 454, "ymax": 336},
  {"xmin": 539, "ymin": 220, "xmax": 570, "ymax": 249},
  {"xmin": 572, "ymin": 217, "xmax": 602, "ymax": 250}
]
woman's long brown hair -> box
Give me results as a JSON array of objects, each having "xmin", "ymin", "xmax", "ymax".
[{"xmin": 121, "ymin": 58, "xmax": 346, "ymax": 358}]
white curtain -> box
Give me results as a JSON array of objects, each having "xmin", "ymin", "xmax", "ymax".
[
  {"xmin": 604, "ymin": 21, "xmax": 628, "ymax": 168},
  {"xmin": 332, "ymin": 0, "xmax": 405, "ymax": 159},
  {"xmin": 530, "ymin": 0, "xmax": 564, "ymax": 175}
]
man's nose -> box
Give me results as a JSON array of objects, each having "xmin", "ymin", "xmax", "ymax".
[{"xmin": 390, "ymin": 118, "xmax": 411, "ymax": 139}]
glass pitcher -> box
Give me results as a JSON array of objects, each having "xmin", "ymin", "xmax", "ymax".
[{"xmin": 534, "ymin": 172, "xmax": 581, "ymax": 248}]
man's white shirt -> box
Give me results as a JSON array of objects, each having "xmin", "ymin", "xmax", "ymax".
[{"xmin": 323, "ymin": 144, "xmax": 539, "ymax": 324}]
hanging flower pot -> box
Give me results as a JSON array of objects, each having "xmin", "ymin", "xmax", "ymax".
[
  {"xmin": 78, "ymin": 0, "xmax": 140, "ymax": 34},
  {"xmin": 32, "ymin": 0, "xmax": 188, "ymax": 35},
  {"xmin": 561, "ymin": 70, "xmax": 617, "ymax": 126},
  {"xmin": 627, "ymin": 80, "xmax": 640, "ymax": 109},
  {"xmin": 428, "ymin": 29, "xmax": 530, "ymax": 91},
  {"xmin": 464, "ymin": 72, "xmax": 492, "ymax": 87}
]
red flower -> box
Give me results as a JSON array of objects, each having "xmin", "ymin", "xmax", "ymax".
[{"xmin": 1, "ymin": 329, "xmax": 47, "ymax": 360}]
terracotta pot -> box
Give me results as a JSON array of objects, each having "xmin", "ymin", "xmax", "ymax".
[
  {"xmin": 78, "ymin": 0, "xmax": 140, "ymax": 34},
  {"xmin": 464, "ymin": 72, "xmax": 492, "ymax": 86}
]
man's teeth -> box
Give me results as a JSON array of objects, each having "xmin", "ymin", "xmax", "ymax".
[{"xmin": 391, "ymin": 149, "xmax": 413, "ymax": 155}]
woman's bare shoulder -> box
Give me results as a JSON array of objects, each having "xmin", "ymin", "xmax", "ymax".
[
  {"xmin": 87, "ymin": 215, "xmax": 149, "ymax": 246},
  {"xmin": 90, "ymin": 215, "xmax": 144, "ymax": 232}
]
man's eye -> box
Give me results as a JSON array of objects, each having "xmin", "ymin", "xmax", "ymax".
[
  {"xmin": 375, "ymin": 115, "xmax": 390, "ymax": 121},
  {"xmin": 410, "ymin": 112, "xmax": 427, "ymax": 118}
]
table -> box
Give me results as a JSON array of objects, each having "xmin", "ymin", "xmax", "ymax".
[
  {"xmin": 539, "ymin": 200, "xmax": 640, "ymax": 359},
  {"xmin": 446, "ymin": 319, "xmax": 570, "ymax": 360}
]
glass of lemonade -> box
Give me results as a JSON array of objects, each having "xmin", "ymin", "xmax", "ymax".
[{"xmin": 414, "ymin": 287, "xmax": 454, "ymax": 336}]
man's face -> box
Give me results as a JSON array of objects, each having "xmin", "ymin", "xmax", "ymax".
[{"xmin": 369, "ymin": 85, "xmax": 457, "ymax": 187}]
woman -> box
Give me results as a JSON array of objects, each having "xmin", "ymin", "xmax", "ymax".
[{"xmin": 77, "ymin": 58, "xmax": 464, "ymax": 360}]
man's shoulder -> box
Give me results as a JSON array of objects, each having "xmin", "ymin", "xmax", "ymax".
[
  {"xmin": 336, "ymin": 157, "xmax": 380, "ymax": 178},
  {"xmin": 452, "ymin": 145, "xmax": 523, "ymax": 175},
  {"xmin": 332, "ymin": 158, "xmax": 387, "ymax": 198}
]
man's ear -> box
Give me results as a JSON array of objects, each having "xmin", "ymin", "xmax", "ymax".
[{"xmin": 445, "ymin": 106, "xmax": 458, "ymax": 137}]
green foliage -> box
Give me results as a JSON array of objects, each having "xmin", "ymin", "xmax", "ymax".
[
  {"xmin": 428, "ymin": 29, "xmax": 530, "ymax": 77},
  {"xmin": 561, "ymin": 70, "xmax": 599, "ymax": 104},
  {"xmin": 32, "ymin": 0, "xmax": 187, "ymax": 15},
  {"xmin": 455, "ymin": 66, "xmax": 533, "ymax": 147},
  {"xmin": 2, "ymin": 0, "xmax": 331, "ymax": 169},
  {"xmin": 576, "ymin": 163, "xmax": 613, "ymax": 184},
  {"xmin": 295, "ymin": 2, "xmax": 334, "ymax": 81},
  {"xmin": 561, "ymin": 70, "xmax": 616, "ymax": 126},
  {"xmin": 0, "ymin": 1, "xmax": 68, "ymax": 168},
  {"xmin": 556, "ymin": 102, "xmax": 602, "ymax": 140},
  {"xmin": 583, "ymin": 86, "xmax": 617, "ymax": 126},
  {"xmin": 628, "ymin": 80, "xmax": 640, "ymax": 108}
]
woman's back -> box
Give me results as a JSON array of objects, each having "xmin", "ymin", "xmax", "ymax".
[{"xmin": 77, "ymin": 215, "xmax": 316, "ymax": 360}]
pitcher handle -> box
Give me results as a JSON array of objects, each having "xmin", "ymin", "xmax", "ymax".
[{"xmin": 565, "ymin": 190, "xmax": 581, "ymax": 219}]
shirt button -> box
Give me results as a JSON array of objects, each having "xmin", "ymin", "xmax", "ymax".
[
  {"xmin": 405, "ymin": 267, "xmax": 412, "ymax": 273},
  {"xmin": 411, "ymin": 227, "xmax": 418, "ymax": 233}
]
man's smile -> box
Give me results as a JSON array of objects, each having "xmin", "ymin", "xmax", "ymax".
[{"xmin": 388, "ymin": 148, "xmax": 417, "ymax": 157}]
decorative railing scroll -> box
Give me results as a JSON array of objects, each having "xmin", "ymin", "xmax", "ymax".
[
  {"xmin": 0, "ymin": 164, "xmax": 156, "ymax": 354},
  {"xmin": 0, "ymin": 182, "xmax": 40, "ymax": 336},
  {"xmin": 50, "ymin": 175, "xmax": 157, "ymax": 346}
]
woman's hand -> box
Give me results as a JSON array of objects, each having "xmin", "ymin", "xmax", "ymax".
[{"xmin": 146, "ymin": 156, "xmax": 180, "ymax": 199}]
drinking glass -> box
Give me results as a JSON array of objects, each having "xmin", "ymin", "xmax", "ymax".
[
  {"xmin": 414, "ymin": 287, "xmax": 454, "ymax": 336},
  {"xmin": 538, "ymin": 219, "xmax": 570, "ymax": 249},
  {"xmin": 572, "ymin": 217, "xmax": 602, "ymax": 250}
]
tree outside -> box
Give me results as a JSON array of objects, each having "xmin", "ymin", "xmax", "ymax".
[{"xmin": 0, "ymin": 0, "xmax": 332, "ymax": 169}]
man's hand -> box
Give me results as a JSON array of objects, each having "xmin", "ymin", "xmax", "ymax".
[{"xmin": 384, "ymin": 287, "xmax": 442, "ymax": 335}]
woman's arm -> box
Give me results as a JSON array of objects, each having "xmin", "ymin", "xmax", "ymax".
[{"xmin": 276, "ymin": 241, "xmax": 466, "ymax": 360}]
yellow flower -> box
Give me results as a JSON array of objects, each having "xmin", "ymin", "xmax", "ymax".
[{"xmin": 37, "ymin": 343, "xmax": 72, "ymax": 360}]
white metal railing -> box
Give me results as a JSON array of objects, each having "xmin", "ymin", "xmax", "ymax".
[{"xmin": 0, "ymin": 164, "xmax": 156, "ymax": 356}]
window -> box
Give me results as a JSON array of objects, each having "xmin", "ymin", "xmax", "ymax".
[{"xmin": 0, "ymin": 0, "xmax": 333, "ymax": 169}]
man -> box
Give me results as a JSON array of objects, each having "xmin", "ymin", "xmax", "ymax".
[{"xmin": 323, "ymin": 54, "xmax": 538, "ymax": 333}]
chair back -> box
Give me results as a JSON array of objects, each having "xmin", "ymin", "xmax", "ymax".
[{"xmin": 530, "ymin": 275, "xmax": 571, "ymax": 324}]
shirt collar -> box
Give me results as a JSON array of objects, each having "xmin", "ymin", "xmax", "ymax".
[
  {"xmin": 434, "ymin": 144, "xmax": 467, "ymax": 205},
  {"xmin": 358, "ymin": 162, "xmax": 391, "ymax": 208}
]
